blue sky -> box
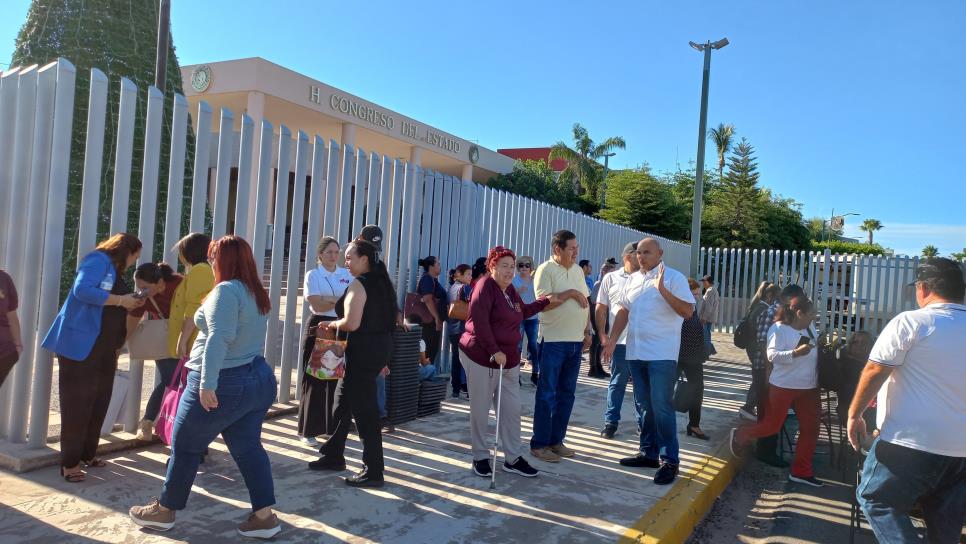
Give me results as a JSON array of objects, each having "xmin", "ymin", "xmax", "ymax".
[{"xmin": 2, "ymin": 1, "xmax": 964, "ymax": 257}]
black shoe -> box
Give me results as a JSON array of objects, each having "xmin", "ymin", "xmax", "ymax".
[
  {"xmin": 380, "ymin": 417, "xmax": 395, "ymax": 434},
  {"xmin": 345, "ymin": 468, "xmax": 384, "ymax": 488},
  {"xmin": 600, "ymin": 371, "xmax": 611, "ymax": 378},
  {"xmin": 788, "ymin": 474, "xmax": 824, "ymax": 487},
  {"xmin": 756, "ymin": 453, "xmax": 790, "ymax": 468},
  {"xmin": 503, "ymin": 457, "xmax": 538, "ymax": 478},
  {"xmin": 687, "ymin": 426, "xmax": 710, "ymax": 440},
  {"xmin": 472, "ymin": 459, "xmax": 492, "ymax": 477},
  {"xmin": 653, "ymin": 462, "xmax": 679, "ymax": 485},
  {"xmin": 600, "ymin": 423, "xmax": 617, "ymax": 439},
  {"xmin": 619, "ymin": 454, "xmax": 660, "ymax": 468},
  {"xmin": 308, "ymin": 455, "xmax": 346, "ymax": 471},
  {"xmin": 530, "ymin": 372, "xmax": 539, "ymax": 386}
]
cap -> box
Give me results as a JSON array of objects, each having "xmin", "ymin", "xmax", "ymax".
[
  {"xmin": 358, "ymin": 225, "xmax": 383, "ymax": 252},
  {"xmin": 622, "ymin": 242, "xmax": 637, "ymax": 255},
  {"xmin": 604, "ymin": 257, "xmax": 618, "ymax": 266}
]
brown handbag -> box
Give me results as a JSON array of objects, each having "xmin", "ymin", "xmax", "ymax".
[
  {"xmin": 448, "ymin": 299, "xmax": 469, "ymax": 321},
  {"xmin": 404, "ymin": 292, "xmax": 434, "ymax": 324}
]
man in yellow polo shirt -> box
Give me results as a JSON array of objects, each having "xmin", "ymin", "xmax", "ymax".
[{"xmin": 530, "ymin": 229, "xmax": 591, "ymax": 463}]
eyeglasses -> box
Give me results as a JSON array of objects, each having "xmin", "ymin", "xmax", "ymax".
[{"xmin": 517, "ymin": 264, "xmax": 531, "ymax": 269}]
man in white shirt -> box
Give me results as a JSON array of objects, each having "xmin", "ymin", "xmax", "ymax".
[
  {"xmin": 603, "ymin": 238, "xmax": 695, "ymax": 485},
  {"xmin": 848, "ymin": 258, "xmax": 966, "ymax": 543},
  {"xmin": 597, "ymin": 242, "xmax": 642, "ymax": 439}
]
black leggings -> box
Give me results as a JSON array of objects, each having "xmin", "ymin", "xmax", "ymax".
[
  {"xmin": 680, "ymin": 363, "xmax": 705, "ymax": 428},
  {"xmin": 449, "ymin": 334, "xmax": 466, "ymax": 395}
]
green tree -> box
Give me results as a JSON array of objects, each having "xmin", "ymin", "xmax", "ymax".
[
  {"xmin": 548, "ymin": 123, "xmax": 625, "ymax": 204},
  {"xmin": 599, "ymin": 168, "xmax": 689, "ymax": 241},
  {"xmin": 12, "ymin": 0, "xmax": 195, "ymax": 295},
  {"xmin": 486, "ymin": 160, "xmax": 586, "ymax": 213},
  {"xmin": 707, "ymin": 123, "xmax": 735, "ymax": 182},
  {"xmin": 760, "ymin": 194, "xmax": 811, "ymax": 251},
  {"xmin": 806, "ymin": 216, "xmax": 844, "ymax": 241},
  {"xmin": 922, "ymin": 245, "xmax": 940, "ymax": 258},
  {"xmin": 951, "ymin": 248, "xmax": 966, "ymax": 260},
  {"xmin": 859, "ymin": 218, "xmax": 884, "ymax": 245},
  {"xmin": 703, "ymin": 138, "xmax": 767, "ymax": 247}
]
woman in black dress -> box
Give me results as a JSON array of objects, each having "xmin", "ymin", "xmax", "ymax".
[
  {"xmin": 309, "ymin": 238, "xmax": 397, "ymax": 487},
  {"xmin": 298, "ymin": 236, "xmax": 353, "ymax": 445}
]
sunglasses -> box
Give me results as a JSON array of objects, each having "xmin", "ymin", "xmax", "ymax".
[{"xmin": 517, "ymin": 263, "xmax": 531, "ymax": 269}]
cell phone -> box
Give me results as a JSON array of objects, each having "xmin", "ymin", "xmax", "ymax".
[
  {"xmin": 133, "ymin": 289, "xmax": 150, "ymax": 299},
  {"xmin": 797, "ymin": 336, "xmax": 812, "ymax": 347}
]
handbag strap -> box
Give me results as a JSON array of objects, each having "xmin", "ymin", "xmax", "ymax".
[
  {"xmin": 169, "ymin": 357, "xmax": 188, "ymax": 389},
  {"xmin": 147, "ymin": 296, "xmax": 165, "ymax": 319}
]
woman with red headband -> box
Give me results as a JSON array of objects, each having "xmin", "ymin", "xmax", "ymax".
[{"xmin": 459, "ymin": 246, "xmax": 585, "ymax": 478}]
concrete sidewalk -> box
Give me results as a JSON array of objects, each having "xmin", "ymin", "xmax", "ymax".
[{"xmin": 0, "ymin": 334, "xmax": 750, "ymax": 543}]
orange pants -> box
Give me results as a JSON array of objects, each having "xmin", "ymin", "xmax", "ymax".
[{"xmin": 737, "ymin": 385, "xmax": 820, "ymax": 478}]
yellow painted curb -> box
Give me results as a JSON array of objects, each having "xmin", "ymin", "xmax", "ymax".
[{"xmin": 619, "ymin": 440, "xmax": 740, "ymax": 544}]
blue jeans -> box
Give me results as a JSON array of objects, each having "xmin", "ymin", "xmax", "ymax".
[
  {"xmin": 628, "ymin": 359, "xmax": 679, "ymax": 465},
  {"xmin": 161, "ymin": 357, "xmax": 277, "ymax": 511},
  {"xmin": 419, "ymin": 364, "xmax": 437, "ymax": 381},
  {"xmin": 376, "ymin": 374, "xmax": 386, "ymax": 418},
  {"xmin": 703, "ymin": 322, "xmax": 716, "ymax": 355},
  {"xmin": 858, "ymin": 438, "xmax": 966, "ymax": 543},
  {"xmin": 603, "ymin": 345, "xmax": 642, "ymax": 427},
  {"xmin": 519, "ymin": 319, "xmax": 539, "ymax": 373},
  {"xmin": 530, "ymin": 341, "xmax": 582, "ymax": 450}
]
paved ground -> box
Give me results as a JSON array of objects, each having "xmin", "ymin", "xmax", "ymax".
[{"xmin": 0, "ymin": 334, "xmax": 751, "ymax": 543}]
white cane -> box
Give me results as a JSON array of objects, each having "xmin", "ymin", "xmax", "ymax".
[{"xmin": 490, "ymin": 365, "xmax": 504, "ymax": 490}]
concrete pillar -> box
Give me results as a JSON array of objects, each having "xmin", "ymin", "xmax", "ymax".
[
  {"xmin": 410, "ymin": 146, "xmax": 423, "ymax": 167},
  {"xmin": 341, "ymin": 122, "xmax": 356, "ymax": 148},
  {"xmin": 246, "ymin": 91, "xmax": 265, "ymax": 228},
  {"xmin": 461, "ymin": 164, "xmax": 473, "ymax": 182}
]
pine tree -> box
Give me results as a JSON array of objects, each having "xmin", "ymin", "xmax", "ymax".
[
  {"xmin": 704, "ymin": 138, "xmax": 767, "ymax": 247},
  {"xmin": 11, "ymin": 0, "xmax": 195, "ymax": 294}
]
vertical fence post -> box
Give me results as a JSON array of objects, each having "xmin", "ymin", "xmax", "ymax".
[
  {"xmin": 233, "ymin": 114, "xmax": 255, "ymax": 240},
  {"xmin": 162, "ymin": 94, "xmax": 188, "ymax": 265},
  {"xmin": 0, "ymin": 67, "xmax": 23, "ymax": 267},
  {"xmin": 265, "ymin": 126, "xmax": 292, "ymax": 373},
  {"xmin": 109, "ymin": 78, "xmax": 137, "ymax": 233},
  {"xmin": 28, "ymin": 59, "xmax": 76, "ymax": 448},
  {"xmin": 296, "ymin": 135, "xmax": 328, "ymax": 402},
  {"xmin": 188, "ymin": 101, "xmax": 212, "ymax": 234},
  {"xmin": 250, "ymin": 120, "xmax": 274, "ymax": 268},
  {"xmin": 350, "ymin": 148, "xmax": 367, "ymax": 238},
  {"xmin": 76, "ymin": 69, "xmax": 109, "ymax": 262},
  {"xmin": 279, "ymin": 131, "xmax": 309, "ymax": 403},
  {"xmin": 210, "ymin": 108, "xmax": 234, "ymax": 239}
]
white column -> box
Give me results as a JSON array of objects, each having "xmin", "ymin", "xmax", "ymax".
[
  {"xmin": 410, "ymin": 146, "xmax": 423, "ymax": 167},
  {"xmin": 461, "ymin": 164, "xmax": 473, "ymax": 181},
  {"xmin": 246, "ymin": 91, "xmax": 266, "ymax": 229},
  {"xmin": 341, "ymin": 122, "xmax": 356, "ymax": 148}
]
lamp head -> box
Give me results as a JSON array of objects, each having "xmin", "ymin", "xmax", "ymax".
[
  {"xmin": 689, "ymin": 41, "xmax": 705, "ymax": 52},
  {"xmin": 712, "ymin": 38, "xmax": 730, "ymax": 49}
]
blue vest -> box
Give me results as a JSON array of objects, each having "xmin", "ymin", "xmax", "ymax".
[{"xmin": 42, "ymin": 251, "xmax": 115, "ymax": 361}]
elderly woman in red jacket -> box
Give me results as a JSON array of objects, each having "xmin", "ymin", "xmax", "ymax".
[{"xmin": 459, "ymin": 246, "xmax": 584, "ymax": 479}]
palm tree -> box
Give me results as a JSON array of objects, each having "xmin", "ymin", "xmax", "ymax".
[
  {"xmin": 548, "ymin": 123, "xmax": 625, "ymax": 203},
  {"xmin": 922, "ymin": 245, "xmax": 939, "ymax": 258},
  {"xmin": 707, "ymin": 123, "xmax": 735, "ymax": 181},
  {"xmin": 951, "ymin": 248, "xmax": 966, "ymax": 261},
  {"xmin": 859, "ymin": 218, "xmax": 883, "ymax": 245}
]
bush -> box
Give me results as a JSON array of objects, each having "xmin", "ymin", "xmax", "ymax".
[{"xmin": 811, "ymin": 240, "xmax": 886, "ymax": 256}]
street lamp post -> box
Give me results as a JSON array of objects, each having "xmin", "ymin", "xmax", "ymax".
[
  {"xmin": 600, "ymin": 152, "xmax": 615, "ymax": 207},
  {"xmin": 824, "ymin": 209, "xmax": 860, "ymax": 242},
  {"xmin": 688, "ymin": 38, "xmax": 729, "ymax": 277}
]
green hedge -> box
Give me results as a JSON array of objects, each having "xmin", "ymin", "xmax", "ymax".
[{"xmin": 810, "ymin": 240, "xmax": 886, "ymax": 256}]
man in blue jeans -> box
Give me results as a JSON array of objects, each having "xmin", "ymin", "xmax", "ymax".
[
  {"xmin": 604, "ymin": 238, "xmax": 695, "ymax": 485},
  {"xmin": 847, "ymin": 258, "xmax": 966, "ymax": 543},
  {"xmin": 597, "ymin": 242, "xmax": 643, "ymax": 438},
  {"xmin": 530, "ymin": 230, "xmax": 591, "ymax": 463}
]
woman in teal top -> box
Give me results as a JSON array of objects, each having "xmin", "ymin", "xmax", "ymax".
[{"xmin": 130, "ymin": 235, "xmax": 282, "ymax": 539}]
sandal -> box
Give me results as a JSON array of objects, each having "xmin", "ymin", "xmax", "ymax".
[
  {"xmin": 60, "ymin": 466, "xmax": 86, "ymax": 482},
  {"xmin": 81, "ymin": 458, "xmax": 107, "ymax": 468}
]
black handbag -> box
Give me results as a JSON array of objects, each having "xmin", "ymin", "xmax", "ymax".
[{"xmin": 672, "ymin": 371, "xmax": 698, "ymax": 413}]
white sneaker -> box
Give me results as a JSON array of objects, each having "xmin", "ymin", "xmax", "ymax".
[
  {"xmin": 738, "ymin": 407, "xmax": 757, "ymax": 422},
  {"xmin": 300, "ymin": 436, "xmax": 319, "ymax": 447}
]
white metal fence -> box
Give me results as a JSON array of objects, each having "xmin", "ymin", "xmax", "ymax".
[
  {"xmin": 0, "ymin": 58, "xmax": 690, "ymax": 448},
  {"xmin": 698, "ymin": 247, "xmax": 922, "ymax": 341}
]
